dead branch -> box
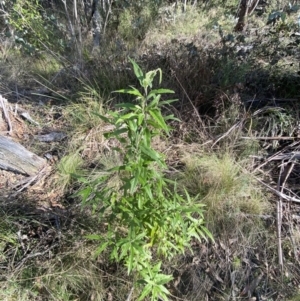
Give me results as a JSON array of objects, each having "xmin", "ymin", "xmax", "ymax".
[{"xmin": 0, "ymin": 135, "xmax": 46, "ymax": 176}]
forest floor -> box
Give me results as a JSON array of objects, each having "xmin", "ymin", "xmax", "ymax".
[{"xmin": 1, "ymin": 3, "xmax": 300, "ymax": 301}]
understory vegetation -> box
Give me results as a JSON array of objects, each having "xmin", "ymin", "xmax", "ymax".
[{"xmin": 1, "ymin": 0, "xmax": 300, "ymax": 300}]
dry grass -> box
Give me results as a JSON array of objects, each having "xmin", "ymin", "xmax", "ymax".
[{"xmin": 179, "ymin": 151, "xmax": 270, "ymax": 233}]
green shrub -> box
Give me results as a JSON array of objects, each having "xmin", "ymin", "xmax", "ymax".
[
  {"xmin": 78, "ymin": 58, "xmax": 212, "ymax": 300},
  {"xmin": 8, "ymin": 0, "xmax": 65, "ymax": 54}
]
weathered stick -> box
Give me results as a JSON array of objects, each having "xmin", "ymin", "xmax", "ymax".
[
  {"xmin": 242, "ymin": 136, "xmax": 295, "ymax": 140},
  {"xmin": 0, "ymin": 135, "xmax": 46, "ymax": 175},
  {"xmin": 255, "ymin": 177, "xmax": 300, "ymax": 204}
]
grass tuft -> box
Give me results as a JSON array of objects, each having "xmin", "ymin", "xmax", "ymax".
[
  {"xmin": 56, "ymin": 153, "xmax": 84, "ymax": 192},
  {"xmin": 179, "ymin": 152, "xmax": 269, "ymax": 234}
]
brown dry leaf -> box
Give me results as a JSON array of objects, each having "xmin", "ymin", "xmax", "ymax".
[{"xmin": 219, "ymin": 241, "xmax": 227, "ymax": 251}]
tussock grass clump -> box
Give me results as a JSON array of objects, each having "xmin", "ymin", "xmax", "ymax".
[
  {"xmin": 55, "ymin": 82, "xmax": 124, "ymax": 195},
  {"xmin": 88, "ymin": 151, "xmax": 123, "ymax": 190},
  {"xmin": 180, "ymin": 152, "xmax": 269, "ymax": 234},
  {"xmin": 56, "ymin": 152, "xmax": 84, "ymax": 192},
  {"xmin": 66, "ymin": 82, "xmax": 107, "ymax": 131},
  {"xmin": 63, "ymin": 82, "xmax": 108, "ymax": 156}
]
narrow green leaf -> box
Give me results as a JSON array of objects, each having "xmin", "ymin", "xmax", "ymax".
[
  {"xmin": 200, "ymin": 226, "xmax": 214, "ymax": 242},
  {"xmin": 144, "ymin": 184, "xmax": 153, "ymax": 200},
  {"xmin": 140, "ymin": 145, "xmax": 161, "ymax": 161},
  {"xmin": 164, "ymin": 114, "xmax": 181, "ymax": 122},
  {"xmin": 138, "ymin": 113, "xmax": 144, "ymax": 126},
  {"xmin": 128, "ymin": 119, "xmax": 138, "ymax": 132},
  {"xmin": 119, "ymin": 244, "xmax": 129, "ymax": 261},
  {"xmin": 196, "ymin": 228, "xmax": 211, "ymax": 242},
  {"xmin": 159, "ymin": 99, "xmax": 178, "ymax": 105},
  {"xmin": 115, "ymin": 102, "xmax": 138, "ymax": 109},
  {"xmin": 143, "ymin": 128, "xmax": 151, "ymax": 147},
  {"xmin": 92, "ymin": 112, "xmax": 111, "ymax": 123},
  {"xmin": 115, "ymin": 88, "xmax": 143, "ymax": 98},
  {"xmin": 130, "ymin": 176, "xmax": 139, "ymax": 194},
  {"xmin": 148, "ymin": 95, "xmax": 161, "ymax": 108},
  {"xmin": 76, "ymin": 187, "xmax": 92, "ymax": 201},
  {"xmin": 137, "ymin": 284, "xmax": 152, "ymax": 301},
  {"xmin": 105, "ymin": 128, "xmax": 128, "ymax": 139},
  {"xmin": 162, "ymin": 178, "xmax": 174, "ymax": 185},
  {"xmin": 85, "ymin": 234, "xmax": 102, "ymax": 240},
  {"xmin": 116, "ymin": 112, "xmax": 137, "ymax": 123},
  {"xmin": 129, "ymin": 57, "xmax": 144, "ymax": 83},
  {"xmin": 108, "ymin": 165, "xmax": 126, "ymax": 172},
  {"xmin": 157, "ymin": 279, "xmax": 173, "ymax": 289},
  {"xmin": 137, "ymin": 195, "xmax": 143, "ymax": 209},
  {"xmin": 149, "ymin": 109, "xmax": 169, "ymax": 131},
  {"xmin": 157, "ymin": 289, "xmax": 171, "ymax": 301},
  {"xmin": 94, "ymin": 242, "xmax": 109, "ymax": 257},
  {"xmin": 127, "ymin": 254, "xmax": 133, "ymax": 275},
  {"xmin": 148, "ymin": 89, "xmax": 175, "ymax": 97},
  {"xmin": 111, "ymin": 246, "xmax": 118, "ymax": 260},
  {"xmin": 72, "ymin": 175, "xmax": 90, "ymax": 183},
  {"xmin": 158, "ymin": 68, "xmax": 162, "ymax": 84},
  {"xmin": 144, "ymin": 70, "xmax": 158, "ymax": 88},
  {"xmin": 188, "ymin": 229, "xmax": 201, "ymax": 241}
]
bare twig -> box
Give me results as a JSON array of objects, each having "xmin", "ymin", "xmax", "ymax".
[
  {"xmin": 10, "ymin": 166, "xmax": 48, "ymax": 195},
  {"xmin": 279, "ymin": 161, "xmax": 298, "ymax": 265},
  {"xmin": 253, "ymin": 141, "xmax": 300, "ymax": 173},
  {"xmin": 61, "ymin": 0, "xmax": 75, "ymax": 40},
  {"xmin": 276, "ymin": 163, "xmax": 284, "ymax": 269},
  {"xmin": 255, "ymin": 177, "xmax": 300, "ymax": 204},
  {"xmin": 125, "ymin": 287, "xmax": 134, "ymax": 301},
  {"xmin": 242, "ymin": 136, "xmax": 296, "ymax": 140},
  {"xmin": 272, "ymin": 152, "xmax": 300, "ymax": 161},
  {"xmin": 103, "ymin": 0, "xmax": 113, "ymax": 36},
  {"xmin": 212, "ymin": 120, "xmax": 243, "ymax": 147}
]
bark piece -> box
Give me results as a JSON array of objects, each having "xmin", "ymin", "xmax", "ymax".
[
  {"xmin": 35, "ymin": 132, "xmax": 67, "ymax": 142},
  {"xmin": 0, "ymin": 135, "xmax": 46, "ymax": 176}
]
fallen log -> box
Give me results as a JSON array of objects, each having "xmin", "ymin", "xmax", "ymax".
[{"xmin": 0, "ymin": 135, "xmax": 46, "ymax": 176}]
